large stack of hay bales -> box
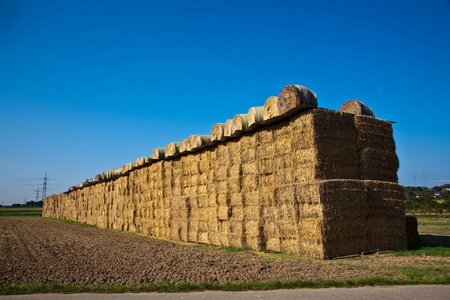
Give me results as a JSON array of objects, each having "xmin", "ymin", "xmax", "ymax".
[{"xmin": 43, "ymin": 84, "xmax": 407, "ymax": 259}]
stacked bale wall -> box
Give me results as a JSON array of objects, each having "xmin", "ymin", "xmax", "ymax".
[{"xmin": 43, "ymin": 108, "xmax": 406, "ymax": 259}]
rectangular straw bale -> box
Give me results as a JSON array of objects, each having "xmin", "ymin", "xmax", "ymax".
[
  {"xmin": 198, "ymin": 232, "xmax": 209, "ymax": 244},
  {"xmin": 228, "ymin": 146, "xmax": 241, "ymax": 166},
  {"xmin": 227, "ymin": 233, "xmax": 244, "ymax": 248},
  {"xmin": 179, "ymin": 227, "xmax": 188, "ymax": 241},
  {"xmin": 318, "ymin": 180, "xmax": 368, "ymax": 219},
  {"xmin": 298, "ymin": 218, "xmax": 324, "ymax": 242},
  {"xmin": 366, "ymin": 216, "xmax": 406, "ymax": 236},
  {"xmin": 170, "ymin": 222, "xmax": 181, "ymax": 240},
  {"xmin": 231, "ymin": 206, "xmax": 244, "ymax": 221},
  {"xmin": 181, "ymin": 160, "xmax": 190, "ymax": 176},
  {"xmin": 218, "ymin": 220, "xmax": 230, "ymax": 233},
  {"xmin": 360, "ymin": 149, "xmax": 399, "ymax": 182},
  {"xmin": 215, "ymin": 166, "xmax": 228, "ymax": 181},
  {"xmin": 274, "ymin": 185, "xmax": 296, "ymax": 205},
  {"xmin": 230, "ymin": 193, "xmax": 243, "ymax": 206},
  {"xmin": 355, "ymin": 114, "xmax": 393, "ymax": 137},
  {"xmin": 241, "ymin": 176, "xmax": 258, "ymax": 193},
  {"xmin": 270, "ymin": 120, "xmax": 291, "ymax": 140},
  {"xmin": 189, "ymin": 160, "xmax": 200, "ymax": 175},
  {"xmin": 208, "ymin": 192, "xmax": 217, "ymax": 207},
  {"xmin": 218, "ymin": 206, "xmax": 230, "ymax": 220},
  {"xmin": 323, "ymin": 237, "xmax": 367, "ymax": 258},
  {"xmin": 280, "ymin": 238, "xmax": 300, "ymax": 255},
  {"xmin": 259, "ymin": 174, "xmax": 274, "ymax": 188},
  {"xmin": 266, "ymin": 238, "xmax": 281, "ymax": 252},
  {"xmin": 262, "ymin": 220, "xmax": 279, "ymax": 238},
  {"xmin": 357, "ymin": 132, "xmax": 389, "ymax": 150},
  {"xmin": 260, "ymin": 187, "xmax": 275, "ymax": 206},
  {"xmin": 244, "ymin": 220, "xmax": 261, "ymax": 234},
  {"xmin": 298, "ymin": 202, "xmax": 322, "ymax": 219},
  {"xmin": 217, "ymin": 193, "xmax": 228, "ymax": 206},
  {"xmin": 216, "ymin": 181, "xmax": 229, "ymax": 195},
  {"xmin": 198, "ymin": 219, "xmax": 208, "ymax": 232},
  {"xmin": 244, "ymin": 206, "xmax": 260, "ymax": 221},
  {"xmin": 324, "ymin": 217, "xmax": 366, "ymax": 240},
  {"xmin": 245, "ymin": 236, "xmax": 263, "ymax": 251},
  {"xmin": 209, "ymin": 232, "xmax": 221, "ymax": 246},
  {"xmin": 258, "ymin": 157, "xmax": 274, "ymax": 175},
  {"xmin": 228, "ymin": 177, "xmax": 241, "ymax": 194},
  {"xmin": 241, "ymin": 148, "xmax": 256, "ymax": 163},
  {"xmin": 219, "ymin": 233, "xmax": 230, "ymax": 247},
  {"xmin": 257, "ymin": 129, "xmax": 273, "ymax": 143},
  {"xmin": 277, "ymin": 220, "xmax": 299, "ymax": 239},
  {"xmin": 274, "ymin": 135, "xmax": 292, "ymax": 155},
  {"xmin": 240, "ymin": 134, "xmax": 257, "ymax": 148},
  {"xmin": 257, "ymin": 142, "xmax": 274, "ymax": 158},
  {"xmin": 199, "ymin": 159, "xmax": 210, "ymax": 174},
  {"xmin": 230, "ymin": 220, "xmax": 244, "ymax": 233},
  {"xmin": 198, "ymin": 184, "xmax": 207, "ymax": 195},
  {"xmin": 274, "ymin": 153, "xmax": 294, "ymax": 170},
  {"xmin": 208, "ymin": 219, "xmax": 219, "ymax": 232},
  {"xmin": 243, "ymin": 192, "xmax": 259, "ymax": 206},
  {"xmin": 229, "ymin": 164, "xmax": 242, "ymax": 176},
  {"xmin": 274, "ymin": 169, "xmax": 295, "ymax": 186}
]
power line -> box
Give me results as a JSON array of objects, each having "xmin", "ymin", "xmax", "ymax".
[{"xmin": 42, "ymin": 172, "xmax": 47, "ymax": 200}]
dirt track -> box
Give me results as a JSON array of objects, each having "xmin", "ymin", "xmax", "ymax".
[{"xmin": 0, "ymin": 217, "xmax": 447, "ymax": 286}]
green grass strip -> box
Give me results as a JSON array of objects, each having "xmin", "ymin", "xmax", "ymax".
[
  {"xmin": 2, "ymin": 277, "xmax": 450, "ymax": 295},
  {"xmin": 395, "ymin": 244, "xmax": 450, "ymax": 257},
  {"xmin": 0, "ymin": 211, "xmax": 42, "ymax": 217}
]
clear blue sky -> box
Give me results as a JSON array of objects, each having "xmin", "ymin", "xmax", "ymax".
[{"xmin": 1, "ymin": 0, "xmax": 449, "ymax": 205}]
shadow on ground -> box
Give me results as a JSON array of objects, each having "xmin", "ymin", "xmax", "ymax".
[{"xmin": 420, "ymin": 235, "xmax": 450, "ymax": 247}]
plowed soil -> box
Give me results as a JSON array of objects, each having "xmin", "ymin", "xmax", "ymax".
[{"xmin": 0, "ymin": 217, "xmax": 446, "ymax": 286}]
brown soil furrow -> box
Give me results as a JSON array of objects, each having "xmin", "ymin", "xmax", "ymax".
[{"xmin": 0, "ymin": 217, "xmax": 410, "ymax": 286}]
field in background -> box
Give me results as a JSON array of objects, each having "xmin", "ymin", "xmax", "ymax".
[{"xmin": 0, "ymin": 207, "xmax": 42, "ymax": 217}]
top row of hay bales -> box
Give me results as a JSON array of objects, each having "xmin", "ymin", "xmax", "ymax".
[{"xmin": 67, "ymin": 84, "xmax": 377, "ymax": 192}]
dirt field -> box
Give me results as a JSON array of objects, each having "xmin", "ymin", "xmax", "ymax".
[{"xmin": 0, "ymin": 217, "xmax": 448, "ymax": 286}]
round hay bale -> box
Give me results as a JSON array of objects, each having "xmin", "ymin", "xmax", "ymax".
[
  {"xmin": 136, "ymin": 157, "xmax": 144, "ymax": 167},
  {"xmin": 339, "ymin": 99, "xmax": 376, "ymax": 117},
  {"xmin": 263, "ymin": 96, "xmax": 279, "ymax": 120},
  {"xmin": 186, "ymin": 135, "xmax": 197, "ymax": 152},
  {"xmin": 111, "ymin": 167, "xmax": 122, "ymax": 178},
  {"xmin": 192, "ymin": 135, "xmax": 211, "ymax": 149},
  {"xmin": 248, "ymin": 107, "xmax": 264, "ymax": 127},
  {"xmin": 165, "ymin": 142, "xmax": 180, "ymax": 157},
  {"xmin": 277, "ymin": 85, "xmax": 317, "ymax": 115},
  {"xmin": 231, "ymin": 114, "xmax": 249, "ymax": 135},
  {"xmin": 152, "ymin": 148, "xmax": 165, "ymax": 160},
  {"xmin": 224, "ymin": 119, "xmax": 233, "ymax": 137},
  {"xmin": 179, "ymin": 139, "xmax": 188, "ymax": 153},
  {"xmin": 211, "ymin": 123, "xmax": 225, "ymax": 141}
]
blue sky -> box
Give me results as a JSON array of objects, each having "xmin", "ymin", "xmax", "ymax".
[{"xmin": 1, "ymin": 0, "xmax": 449, "ymax": 205}]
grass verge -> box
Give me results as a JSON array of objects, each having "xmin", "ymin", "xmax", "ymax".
[
  {"xmin": 395, "ymin": 244, "xmax": 450, "ymax": 257},
  {"xmin": 0, "ymin": 210, "xmax": 42, "ymax": 217},
  {"xmin": 1, "ymin": 277, "xmax": 450, "ymax": 295}
]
